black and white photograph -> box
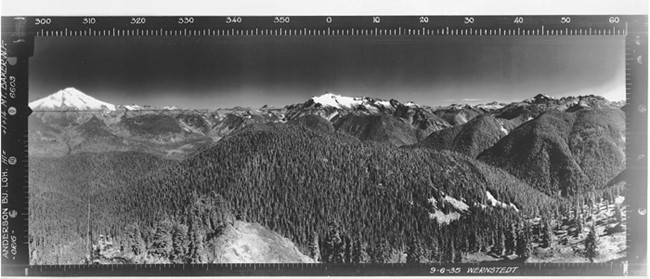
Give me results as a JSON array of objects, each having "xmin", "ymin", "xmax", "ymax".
[
  {"xmin": 0, "ymin": 0, "xmax": 647, "ymax": 277},
  {"xmin": 27, "ymin": 33, "xmax": 628, "ymax": 265}
]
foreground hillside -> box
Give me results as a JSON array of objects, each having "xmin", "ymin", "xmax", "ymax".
[
  {"xmin": 463, "ymin": 193, "xmax": 626, "ymax": 264},
  {"xmin": 29, "ymin": 152, "xmax": 171, "ymax": 264},
  {"xmin": 210, "ymin": 221, "xmax": 315, "ymax": 263},
  {"xmin": 30, "ymin": 122, "xmax": 558, "ymax": 264}
]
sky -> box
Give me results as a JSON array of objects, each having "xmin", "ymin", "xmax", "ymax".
[{"xmin": 29, "ymin": 35, "xmax": 625, "ymax": 109}]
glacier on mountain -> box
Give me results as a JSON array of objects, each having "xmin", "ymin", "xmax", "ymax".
[
  {"xmin": 29, "ymin": 87, "xmax": 116, "ymax": 111},
  {"xmin": 311, "ymin": 92, "xmax": 364, "ymax": 109}
]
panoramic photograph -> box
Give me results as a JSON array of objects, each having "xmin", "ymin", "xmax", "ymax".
[{"xmin": 27, "ymin": 34, "xmax": 627, "ymax": 265}]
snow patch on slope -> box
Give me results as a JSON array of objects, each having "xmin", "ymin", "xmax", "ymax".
[
  {"xmin": 444, "ymin": 196, "xmax": 469, "ymax": 212},
  {"xmin": 427, "ymin": 194, "xmax": 469, "ymax": 225},
  {"xmin": 429, "ymin": 211, "xmax": 462, "ymax": 225},
  {"xmin": 325, "ymin": 111, "xmax": 339, "ymax": 121},
  {"xmin": 485, "ymin": 191, "xmax": 519, "ymax": 212},
  {"xmin": 376, "ymin": 100, "xmax": 392, "ymax": 108}
]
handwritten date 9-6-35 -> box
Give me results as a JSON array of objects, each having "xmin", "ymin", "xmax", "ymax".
[{"xmin": 430, "ymin": 266, "xmax": 519, "ymax": 275}]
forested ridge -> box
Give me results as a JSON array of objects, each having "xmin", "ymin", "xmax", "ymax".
[
  {"xmin": 478, "ymin": 108, "xmax": 625, "ymax": 197},
  {"xmin": 417, "ymin": 114, "xmax": 508, "ymax": 158},
  {"xmin": 30, "ymin": 121, "xmax": 567, "ymax": 264}
]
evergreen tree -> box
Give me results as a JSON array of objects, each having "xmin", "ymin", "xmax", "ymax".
[
  {"xmin": 492, "ymin": 232, "xmax": 505, "ymax": 256},
  {"xmin": 442, "ymin": 240, "xmax": 454, "ymax": 263},
  {"xmin": 554, "ymin": 208, "xmax": 563, "ymax": 230},
  {"xmin": 323, "ymin": 225, "xmax": 344, "ymax": 263},
  {"xmin": 171, "ymin": 223, "xmax": 189, "ymax": 263},
  {"xmin": 504, "ymin": 225, "xmax": 516, "ymax": 255},
  {"xmin": 515, "ymin": 224, "xmax": 531, "ymax": 260},
  {"xmin": 370, "ymin": 239, "xmax": 391, "ymax": 263},
  {"xmin": 478, "ymin": 234, "xmax": 488, "ymax": 253},
  {"xmin": 427, "ymin": 238, "xmax": 440, "ymax": 263},
  {"xmin": 351, "ymin": 238, "xmax": 366, "ymax": 263},
  {"xmin": 150, "ymin": 218, "xmax": 173, "ymax": 258},
  {"xmin": 344, "ymin": 236, "xmax": 352, "ymax": 263},
  {"xmin": 574, "ymin": 198, "xmax": 581, "ymax": 220},
  {"xmin": 124, "ymin": 223, "xmax": 146, "ymax": 256},
  {"xmin": 574, "ymin": 215, "xmax": 583, "ymax": 238},
  {"xmin": 453, "ymin": 239, "xmax": 463, "ymax": 263},
  {"xmin": 379, "ymin": 239, "xmax": 392, "ymax": 263},
  {"xmin": 468, "ymin": 231, "xmax": 479, "ymax": 253},
  {"xmin": 188, "ymin": 227, "xmax": 207, "ymax": 263},
  {"xmin": 584, "ymin": 225, "xmax": 598, "ymax": 262},
  {"xmin": 308, "ymin": 231, "xmax": 321, "ymax": 262},
  {"xmin": 406, "ymin": 236, "xmax": 423, "ymax": 263},
  {"xmin": 540, "ymin": 219, "xmax": 554, "ymax": 248}
]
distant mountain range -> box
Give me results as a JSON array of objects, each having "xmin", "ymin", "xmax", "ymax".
[
  {"xmin": 28, "ymin": 87, "xmax": 627, "ymax": 265},
  {"xmin": 30, "ymin": 88, "xmax": 624, "ymax": 113},
  {"xmin": 29, "ymin": 87, "xmax": 181, "ymax": 111},
  {"xmin": 29, "ymin": 87, "xmax": 626, "ymax": 194},
  {"xmin": 28, "ymin": 88, "xmax": 625, "ymax": 155}
]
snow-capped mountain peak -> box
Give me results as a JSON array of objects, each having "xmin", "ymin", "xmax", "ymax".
[
  {"xmin": 525, "ymin": 93, "xmax": 556, "ymax": 104},
  {"xmin": 311, "ymin": 92, "xmax": 365, "ymax": 109},
  {"xmin": 310, "ymin": 92, "xmax": 409, "ymax": 111},
  {"xmin": 29, "ymin": 87, "xmax": 116, "ymax": 111}
]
